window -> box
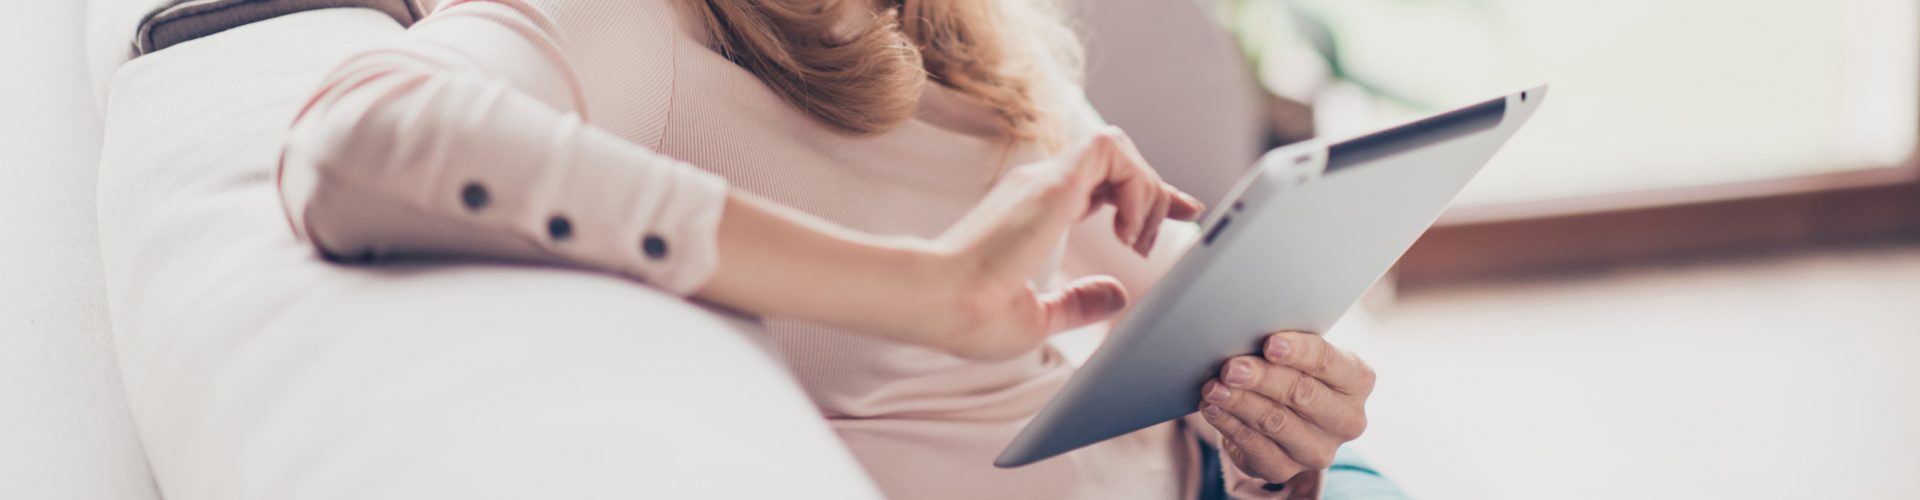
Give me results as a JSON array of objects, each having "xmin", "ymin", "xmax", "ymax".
[{"xmin": 1225, "ymin": 0, "xmax": 1918, "ymax": 206}]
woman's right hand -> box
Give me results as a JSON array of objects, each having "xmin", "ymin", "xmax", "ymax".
[
  {"xmin": 912, "ymin": 127, "xmax": 1204, "ymax": 360},
  {"xmin": 697, "ymin": 127, "xmax": 1197, "ymax": 361}
]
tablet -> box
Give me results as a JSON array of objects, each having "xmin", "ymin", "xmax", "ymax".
[{"xmin": 996, "ymin": 85, "xmax": 1548, "ymax": 468}]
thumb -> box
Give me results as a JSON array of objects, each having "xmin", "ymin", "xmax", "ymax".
[{"xmin": 1038, "ymin": 276, "xmax": 1130, "ymax": 334}]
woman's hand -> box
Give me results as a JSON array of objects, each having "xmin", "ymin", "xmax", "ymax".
[
  {"xmin": 1200, "ymin": 331, "xmax": 1376, "ymax": 489},
  {"xmin": 697, "ymin": 126, "xmax": 1197, "ymax": 361},
  {"xmin": 914, "ymin": 126, "xmax": 1203, "ymax": 360}
]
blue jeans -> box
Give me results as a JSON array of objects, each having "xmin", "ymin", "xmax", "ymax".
[{"xmin": 1197, "ymin": 439, "xmax": 1409, "ymax": 500}]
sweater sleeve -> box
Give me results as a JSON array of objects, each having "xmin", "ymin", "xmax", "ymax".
[{"xmin": 276, "ymin": 0, "xmax": 726, "ymax": 295}]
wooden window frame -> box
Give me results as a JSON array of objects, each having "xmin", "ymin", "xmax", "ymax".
[
  {"xmin": 1397, "ymin": 154, "xmax": 1920, "ymax": 291},
  {"xmin": 1392, "ymin": 46, "xmax": 1920, "ymax": 292}
]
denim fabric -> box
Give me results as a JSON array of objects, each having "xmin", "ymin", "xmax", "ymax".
[{"xmin": 1197, "ymin": 440, "xmax": 1411, "ymax": 500}]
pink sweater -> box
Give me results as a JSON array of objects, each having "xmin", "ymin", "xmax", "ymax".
[{"xmin": 278, "ymin": 1, "xmax": 1281, "ymax": 498}]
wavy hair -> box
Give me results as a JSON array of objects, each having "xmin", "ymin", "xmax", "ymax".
[{"xmin": 686, "ymin": 0, "xmax": 1082, "ymax": 144}]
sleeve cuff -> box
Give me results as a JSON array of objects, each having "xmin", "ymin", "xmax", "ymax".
[
  {"xmin": 633, "ymin": 158, "xmax": 727, "ymax": 295},
  {"xmin": 554, "ymin": 118, "xmax": 729, "ymax": 296}
]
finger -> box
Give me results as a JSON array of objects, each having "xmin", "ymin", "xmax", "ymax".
[
  {"xmin": 1039, "ymin": 275, "xmax": 1129, "ymax": 334},
  {"xmin": 1222, "ymin": 357, "xmax": 1368, "ymax": 441},
  {"xmin": 1134, "ymin": 186, "xmax": 1171, "ymax": 255},
  {"xmin": 1084, "ymin": 128, "xmax": 1152, "ymax": 247},
  {"xmin": 1166, "ymin": 183, "xmax": 1205, "ymax": 221},
  {"xmin": 1201, "ymin": 392, "xmax": 1312, "ymax": 482},
  {"xmin": 1108, "ymin": 174, "xmax": 1150, "ymax": 250},
  {"xmin": 1265, "ymin": 331, "xmax": 1377, "ymax": 396},
  {"xmin": 1112, "ymin": 126, "xmax": 1155, "ymax": 175},
  {"xmin": 1065, "ymin": 129, "xmax": 1120, "ymax": 189},
  {"xmin": 1203, "ymin": 378, "xmax": 1339, "ymax": 470},
  {"xmin": 1081, "ymin": 184, "xmax": 1114, "ymax": 220}
]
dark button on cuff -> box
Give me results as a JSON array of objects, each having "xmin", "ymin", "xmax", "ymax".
[
  {"xmin": 460, "ymin": 182, "xmax": 489, "ymax": 211},
  {"xmin": 326, "ymin": 248, "xmax": 377, "ymax": 264},
  {"xmin": 547, "ymin": 215, "xmax": 572, "ymax": 241},
  {"xmin": 641, "ymin": 234, "xmax": 668, "ymax": 260}
]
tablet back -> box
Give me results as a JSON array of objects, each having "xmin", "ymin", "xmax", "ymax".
[{"xmin": 996, "ymin": 86, "xmax": 1548, "ymax": 468}]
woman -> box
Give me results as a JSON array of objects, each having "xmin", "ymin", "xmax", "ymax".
[{"xmin": 277, "ymin": 0, "xmax": 1384, "ymax": 498}]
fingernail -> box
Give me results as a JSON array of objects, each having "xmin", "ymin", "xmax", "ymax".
[
  {"xmin": 1206, "ymin": 384, "xmax": 1231, "ymax": 403},
  {"xmin": 1267, "ymin": 336, "xmax": 1292, "ymax": 361},
  {"xmin": 1223, "ymin": 361, "xmax": 1253, "ymax": 387},
  {"xmin": 1202, "ymin": 404, "xmax": 1223, "ymax": 418}
]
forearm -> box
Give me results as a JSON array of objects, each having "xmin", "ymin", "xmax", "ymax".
[{"xmin": 695, "ymin": 191, "xmax": 953, "ymax": 342}]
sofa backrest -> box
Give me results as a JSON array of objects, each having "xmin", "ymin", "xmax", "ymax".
[{"xmin": 1079, "ymin": 0, "xmax": 1267, "ymax": 205}]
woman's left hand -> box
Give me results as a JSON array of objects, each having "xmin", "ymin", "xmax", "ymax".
[{"xmin": 1199, "ymin": 331, "xmax": 1376, "ymax": 489}]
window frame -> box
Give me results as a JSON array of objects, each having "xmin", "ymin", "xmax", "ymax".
[{"xmin": 1397, "ymin": 149, "xmax": 1920, "ymax": 291}]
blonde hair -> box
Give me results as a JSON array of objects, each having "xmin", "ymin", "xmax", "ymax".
[{"xmin": 685, "ymin": 0, "xmax": 1082, "ymax": 144}]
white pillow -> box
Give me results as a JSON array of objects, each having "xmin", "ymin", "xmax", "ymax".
[{"xmin": 96, "ymin": 9, "xmax": 879, "ymax": 499}]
